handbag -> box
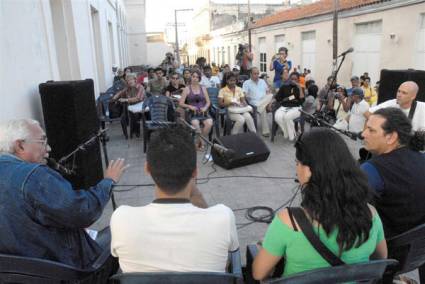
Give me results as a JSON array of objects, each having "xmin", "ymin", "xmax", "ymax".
[{"xmin": 228, "ymin": 105, "xmax": 253, "ymax": 114}]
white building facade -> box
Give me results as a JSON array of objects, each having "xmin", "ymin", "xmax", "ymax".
[
  {"xmin": 251, "ymin": 0, "xmax": 425, "ymax": 87},
  {"xmin": 0, "ymin": 0, "xmax": 147, "ymax": 123}
]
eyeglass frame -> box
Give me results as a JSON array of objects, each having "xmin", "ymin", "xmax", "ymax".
[{"xmin": 23, "ymin": 138, "xmax": 49, "ymax": 147}]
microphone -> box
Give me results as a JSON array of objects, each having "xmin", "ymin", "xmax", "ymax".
[
  {"xmin": 212, "ymin": 143, "xmax": 235, "ymax": 158},
  {"xmin": 337, "ymin": 47, "xmax": 354, "ymax": 57},
  {"xmin": 346, "ymin": 131, "xmax": 364, "ymax": 141},
  {"xmin": 46, "ymin": 157, "xmax": 75, "ymax": 175}
]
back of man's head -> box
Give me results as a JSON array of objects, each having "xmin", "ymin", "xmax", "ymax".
[{"xmin": 146, "ymin": 126, "xmax": 196, "ymax": 194}]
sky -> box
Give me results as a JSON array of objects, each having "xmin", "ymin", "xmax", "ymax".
[{"xmin": 145, "ymin": 0, "xmax": 287, "ymax": 40}]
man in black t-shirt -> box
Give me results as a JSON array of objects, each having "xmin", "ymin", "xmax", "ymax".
[
  {"xmin": 165, "ymin": 72, "xmax": 185, "ymax": 98},
  {"xmin": 361, "ymin": 107, "xmax": 425, "ymax": 238}
]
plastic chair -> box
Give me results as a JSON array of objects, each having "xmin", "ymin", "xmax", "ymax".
[
  {"xmin": 383, "ymin": 223, "xmax": 425, "ymax": 283},
  {"xmin": 142, "ymin": 95, "xmax": 176, "ymax": 153},
  {"xmin": 245, "ymin": 244, "xmax": 398, "ymax": 284},
  {"xmin": 109, "ymin": 250, "xmax": 243, "ymax": 284},
  {"xmin": 266, "ymin": 259, "xmax": 398, "ymax": 284},
  {"xmin": 0, "ymin": 251, "xmax": 117, "ymax": 284},
  {"xmin": 207, "ymin": 87, "xmax": 226, "ymax": 137}
]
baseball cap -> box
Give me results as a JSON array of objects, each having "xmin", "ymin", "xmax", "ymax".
[
  {"xmin": 351, "ymin": 87, "xmax": 364, "ymax": 98},
  {"xmin": 351, "ymin": 75, "xmax": 360, "ymax": 81}
]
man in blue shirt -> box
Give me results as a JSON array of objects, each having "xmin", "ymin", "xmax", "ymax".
[
  {"xmin": 361, "ymin": 108, "xmax": 425, "ymax": 238},
  {"xmin": 243, "ymin": 67, "xmax": 273, "ymax": 137},
  {"xmin": 0, "ymin": 119, "xmax": 127, "ymax": 268}
]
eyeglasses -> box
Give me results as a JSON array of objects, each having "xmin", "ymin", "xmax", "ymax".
[
  {"xmin": 24, "ymin": 138, "xmax": 48, "ymax": 147},
  {"xmin": 171, "ymin": 77, "xmax": 179, "ymax": 80}
]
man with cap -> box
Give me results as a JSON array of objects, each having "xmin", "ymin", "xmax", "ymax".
[
  {"xmin": 334, "ymin": 87, "xmax": 369, "ymax": 133},
  {"xmin": 347, "ymin": 75, "xmax": 361, "ymax": 96}
]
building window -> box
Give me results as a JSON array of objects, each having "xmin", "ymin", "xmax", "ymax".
[
  {"xmin": 352, "ymin": 20, "xmax": 383, "ymax": 84},
  {"xmin": 274, "ymin": 34, "xmax": 285, "ymax": 53},
  {"xmin": 416, "ymin": 13, "xmax": 425, "ymax": 70},
  {"xmin": 258, "ymin": 37, "xmax": 267, "ymax": 72},
  {"xmin": 301, "ymin": 31, "xmax": 316, "ymax": 74}
]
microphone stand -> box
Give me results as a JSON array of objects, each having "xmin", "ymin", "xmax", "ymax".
[
  {"xmin": 178, "ymin": 118, "xmax": 234, "ymax": 158},
  {"xmin": 322, "ymin": 53, "xmax": 349, "ymax": 111},
  {"xmin": 299, "ymin": 109, "xmax": 360, "ymax": 141},
  {"xmin": 56, "ymin": 128, "xmax": 117, "ymax": 210}
]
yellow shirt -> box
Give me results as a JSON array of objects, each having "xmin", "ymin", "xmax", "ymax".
[
  {"xmin": 218, "ymin": 86, "xmax": 245, "ymax": 106},
  {"xmin": 362, "ymin": 86, "xmax": 377, "ymax": 106}
]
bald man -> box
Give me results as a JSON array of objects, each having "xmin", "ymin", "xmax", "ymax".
[{"xmin": 364, "ymin": 81, "xmax": 425, "ymax": 131}]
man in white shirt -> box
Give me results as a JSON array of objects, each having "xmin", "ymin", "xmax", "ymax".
[
  {"xmin": 242, "ymin": 67, "xmax": 273, "ymax": 137},
  {"xmin": 110, "ymin": 127, "xmax": 239, "ymax": 273},
  {"xmin": 365, "ymin": 81, "xmax": 425, "ymax": 131},
  {"xmin": 200, "ymin": 65, "xmax": 221, "ymax": 88},
  {"xmin": 334, "ymin": 87, "xmax": 369, "ymax": 133}
]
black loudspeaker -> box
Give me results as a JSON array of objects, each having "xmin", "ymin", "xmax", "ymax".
[
  {"xmin": 379, "ymin": 69, "xmax": 425, "ymax": 104},
  {"xmin": 39, "ymin": 79, "xmax": 103, "ymax": 189},
  {"xmin": 211, "ymin": 132, "xmax": 270, "ymax": 169}
]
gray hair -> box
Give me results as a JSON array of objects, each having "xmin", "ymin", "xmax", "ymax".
[{"xmin": 0, "ymin": 119, "xmax": 40, "ymax": 153}]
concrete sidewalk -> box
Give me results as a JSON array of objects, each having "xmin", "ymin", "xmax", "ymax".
[{"xmin": 90, "ymin": 122, "xmax": 419, "ymax": 282}]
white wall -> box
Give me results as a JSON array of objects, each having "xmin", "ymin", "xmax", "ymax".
[
  {"xmin": 0, "ymin": 0, "xmax": 129, "ymax": 122},
  {"xmin": 125, "ymin": 0, "xmax": 147, "ymax": 65},
  {"xmin": 146, "ymin": 42, "xmax": 174, "ymax": 66},
  {"xmin": 0, "ymin": 0, "xmax": 59, "ymax": 122}
]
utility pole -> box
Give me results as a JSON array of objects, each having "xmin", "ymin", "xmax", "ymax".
[
  {"xmin": 174, "ymin": 8, "xmax": 193, "ymax": 65},
  {"xmin": 247, "ymin": 0, "xmax": 252, "ymax": 51},
  {"xmin": 332, "ymin": 0, "xmax": 338, "ymax": 60}
]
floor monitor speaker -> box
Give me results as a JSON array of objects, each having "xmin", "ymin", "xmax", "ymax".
[{"xmin": 211, "ymin": 132, "xmax": 270, "ymax": 170}]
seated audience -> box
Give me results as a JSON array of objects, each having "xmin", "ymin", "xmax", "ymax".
[
  {"xmin": 253, "ymin": 128, "xmax": 387, "ymax": 280},
  {"xmin": 200, "ymin": 65, "xmax": 220, "ymax": 88},
  {"xmin": 179, "ymin": 70, "xmax": 213, "ymax": 150},
  {"xmin": 242, "ymin": 67, "xmax": 273, "ymax": 137},
  {"xmin": 361, "ymin": 108, "xmax": 425, "ymax": 238},
  {"xmin": 0, "ymin": 119, "xmax": 127, "ymax": 268},
  {"xmin": 365, "ymin": 81, "xmax": 425, "ymax": 131},
  {"xmin": 147, "ymin": 67, "xmax": 168, "ymax": 95},
  {"xmin": 110, "ymin": 127, "xmax": 239, "ymax": 272},
  {"xmin": 274, "ymin": 72, "xmax": 304, "ymax": 141},
  {"xmin": 219, "ymin": 72, "xmax": 256, "ymax": 134},
  {"xmin": 112, "ymin": 73, "xmax": 144, "ymax": 139},
  {"xmin": 165, "ymin": 72, "xmax": 185, "ymax": 98}
]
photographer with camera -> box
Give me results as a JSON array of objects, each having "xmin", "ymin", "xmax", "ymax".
[
  {"xmin": 270, "ymin": 47, "xmax": 292, "ymax": 89},
  {"xmin": 235, "ymin": 44, "xmax": 253, "ymax": 76},
  {"xmin": 333, "ymin": 87, "xmax": 369, "ymax": 134},
  {"xmin": 274, "ymin": 72, "xmax": 304, "ymax": 141},
  {"xmin": 161, "ymin": 52, "xmax": 178, "ymax": 76}
]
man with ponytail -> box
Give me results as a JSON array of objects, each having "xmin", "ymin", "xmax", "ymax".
[{"xmin": 362, "ymin": 107, "xmax": 425, "ymax": 238}]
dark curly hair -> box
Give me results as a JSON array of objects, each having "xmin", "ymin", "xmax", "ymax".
[
  {"xmin": 373, "ymin": 107, "xmax": 425, "ymax": 152},
  {"xmin": 295, "ymin": 128, "xmax": 372, "ymax": 254}
]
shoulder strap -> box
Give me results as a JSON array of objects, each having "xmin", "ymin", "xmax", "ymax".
[
  {"xmin": 290, "ymin": 207, "xmax": 345, "ymax": 266},
  {"xmin": 286, "ymin": 207, "xmax": 298, "ymax": 232},
  {"xmin": 408, "ymin": 100, "xmax": 417, "ymax": 121}
]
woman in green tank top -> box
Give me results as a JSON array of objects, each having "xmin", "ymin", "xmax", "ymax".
[{"xmin": 253, "ymin": 128, "xmax": 387, "ymax": 280}]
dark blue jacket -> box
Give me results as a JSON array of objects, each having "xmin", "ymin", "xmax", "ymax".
[{"xmin": 0, "ymin": 154, "xmax": 113, "ymax": 268}]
